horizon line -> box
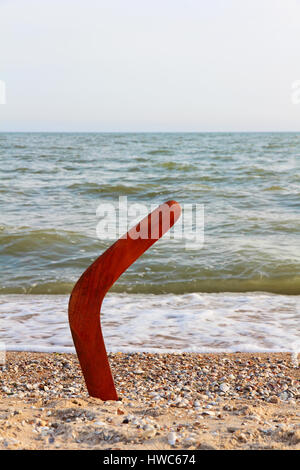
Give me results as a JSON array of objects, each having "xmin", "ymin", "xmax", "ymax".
[{"xmin": 1, "ymin": 130, "xmax": 300, "ymax": 134}]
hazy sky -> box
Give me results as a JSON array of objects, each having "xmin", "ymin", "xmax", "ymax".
[{"xmin": 1, "ymin": 0, "xmax": 300, "ymax": 131}]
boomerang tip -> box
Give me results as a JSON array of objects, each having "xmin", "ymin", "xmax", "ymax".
[{"xmin": 164, "ymin": 200, "xmax": 182, "ymax": 215}]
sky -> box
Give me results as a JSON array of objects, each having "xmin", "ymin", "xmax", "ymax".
[{"xmin": 0, "ymin": 0, "xmax": 300, "ymax": 132}]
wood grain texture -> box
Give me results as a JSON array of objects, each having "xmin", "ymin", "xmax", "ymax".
[{"xmin": 68, "ymin": 200, "xmax": 181, "ymax": 400}]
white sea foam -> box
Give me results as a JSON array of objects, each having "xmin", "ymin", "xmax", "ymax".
[{"xmin": 0, "ymin": 293, "xmax": 299, "ymax": 354}]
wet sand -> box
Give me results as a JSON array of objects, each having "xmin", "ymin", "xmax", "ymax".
[{"xmin": 0, "ymin": 351, "xmax": 299, "ymax": 450}]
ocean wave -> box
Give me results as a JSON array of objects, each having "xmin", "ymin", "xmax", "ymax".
[
  {"xmin": 67, "ymin": 182, "xmax": 157, "ymax": 195},
  {"xmin": 1, "ymin": 224, "xmax": 300, "ymax": 295},
  {"xmin": 263, "ymin": 185, "xmax": 285, "ymax": 191},
  {"xmin": 0, "ymin": 226, "xmax": 92, "ymax": 253},
  {"xmin": 1, "ymin": 276, "xmax": 299, "ymax": 295},
  {"xmin": 158, "ymin": 161, "xmax": 197, "ymax": 171},
  {"xmin": 147, "ymin": 149, "xmax": 173, "ymax": 155}
]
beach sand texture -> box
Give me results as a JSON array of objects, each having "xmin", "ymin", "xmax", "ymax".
[{"xmin": 0, "ymin": 352, "xmax": 299, "ymax": 450}]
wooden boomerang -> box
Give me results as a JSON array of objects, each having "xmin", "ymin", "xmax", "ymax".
[{"xmin": 68, "ymin": 200, "xmax": 181, "ymax": 400}]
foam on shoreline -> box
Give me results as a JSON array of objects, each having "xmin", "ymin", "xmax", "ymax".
[{"xmin": 0, "ymin": 292, "xmax": 299, "ymax": 354}]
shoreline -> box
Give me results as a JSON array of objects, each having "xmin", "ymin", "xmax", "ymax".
[
  {"xmin": 0, "ymin": 351, "xmax": 299, "ymax": 450},
  {"xmin": 1, "ymin": 292, "xmax": 299, "ymax": 354}
]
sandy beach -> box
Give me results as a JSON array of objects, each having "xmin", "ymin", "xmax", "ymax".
[{"xmin": 0, "ymin": 351, "xmax": 299, "ymax": 450}]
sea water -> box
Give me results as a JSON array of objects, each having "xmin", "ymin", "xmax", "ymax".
[{"xmin": 0, "ymin": 132, "xmax": 299, "ymax": 352}]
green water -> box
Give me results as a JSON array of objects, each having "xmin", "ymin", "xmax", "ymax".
[{"xmin": 0, "ymin": 132, "xmax": 299, "ymax": 295}]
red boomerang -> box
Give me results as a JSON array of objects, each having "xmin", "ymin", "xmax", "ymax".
[{"xmin": 68, "ymin": 200, "xmax": 182, "ymax": 400}]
